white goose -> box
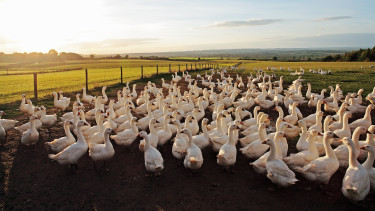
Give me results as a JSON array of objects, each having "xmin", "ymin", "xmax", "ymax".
[
  {"xmin": 251, "ymin": 131, "xmax": 285, "ymax": 174},
  {"xmin": 308, "ymin": 111, "xmax": 324, "ymax": 133},
  {"xmin": 341, "ymin": 137, "xmax": 370, "ymax": 201},
  {"xmin": 217, "ymin": 124, "xmax": 239, "ymax": 168},
  {"xmin": 329, "ymin": 102, "xmax": 348, "ymax": 130},
  {"xmin": 20, "ymin": 116, "xmax": 40, "ymax": 146},
  {"xmin": 81, "ymin": 88, "xmax": 94, "ymax": 103},
  {"xmin": 263, "ymin": 138, "xmax": 298, "ymax": 187},
  {"xmin": 19, "ymin": 94, "xmax": 29, "ymax": 114},
  {"xmin": 139, "ymin": 131, "xmax": 164, "ymax": 174},
  {"xmin": 45, "ymin": 120, "xmax": 76, "ymax": 152},
  {"xmin": 110, "ymin": 117, "xmax": 138, "ymax": 146},
  {"xmin": 349, "ymin": 104, "xmax": 374, "ymax": 131},
  {"xmin": 0, "ymin": 111, "xmax": 18, "ymax": 131},
  {"xmin": 139, "ymin": 119, "xmax": 159, "ymax": 152},
  {"xmin": 283, "ymin": 129, "xmax": 319, "ymax": 171},
  {"xmin": 240, "ymin": 123, "xmax": 269, "ymax": 159},
  {"xmin": 157, "ymin": 115, "xmax": 172, "ymax": 146},
  {"xmin": 171, "ymin": 120, "xmax": 189, "ymax": 159},
  {"xmin": 48, "ymin": 120, "xmax": 89, "ymax": 169},
  {"xmin": 302, "ymin": 99, "xmax": 323, "ymax": 127},
  {"xmin": 334, "ymin": 126, "xmax": 367, "ymax": 168},
  {"xmin": 87, "ymin": 113, "xmax": 108, "ymax": 144},
  {"xmin": 295, "ymin": 132, "xmax": 339, "ymax": 184},
  {"xmin": 101, "ymin": 86, "xmax": 108, "ymax": 104},
  {"xmin": 0, "ymin": 117, "xmax": 5, "ymax": 141},
  {"xmin": 192, "ymin": 118, "xmax": 211, "ymax": 149},
  {"xmin": 361, "ymin": 145, "xmax": 375, "ymax": 190},
  {"xmin": 332, "ymin": 112, "xmax": 352, "ymax": 146},
  {"xmin": 40, "ymin": 106, "xmax": 57, "ymax": 128},
  {"xmin": 52, "ymin": 92, "xmax": 70, "ymax": 111},
  {"xmin": 89, "ymin": 128, "xmax": 115, "ymax": 168},
  {"xmin": 182, "ymin": 129, "xmax": 204, "ymax": 170}
]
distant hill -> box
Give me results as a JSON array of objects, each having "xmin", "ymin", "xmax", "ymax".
[{"xmin": 93, "ymin": 47, "xmax": 361, "ymax": 60}]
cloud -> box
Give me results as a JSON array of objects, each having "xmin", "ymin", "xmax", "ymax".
[
  {"xmin": 200, "ymin": 18, "xmax": 283, "ymax": 28},
  {"xmin": 75, "ymin": 38, "xmax": 159, "ymax": 49},
  {"xmin": 313, "ymin": 16, "xmax": 352, "ymax": 22}
]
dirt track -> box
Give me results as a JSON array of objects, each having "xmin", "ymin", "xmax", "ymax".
[{"xmin": 1, "ymin": 72, "xmax": 375, "ymax": 210}]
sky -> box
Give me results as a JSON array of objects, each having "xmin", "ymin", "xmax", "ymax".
[{"xmin": 0, "ymin": 0, "xmax": 375, "ymax": 54}]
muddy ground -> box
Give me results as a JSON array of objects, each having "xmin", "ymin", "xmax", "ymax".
[{"xmin": 1, "ymin": 71, "xmax": 375, "ymax": 210}]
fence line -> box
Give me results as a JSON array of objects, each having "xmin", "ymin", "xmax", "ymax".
[{"xmin": 1, "ymin": 63, "xmax": 213, "ymax": 102}]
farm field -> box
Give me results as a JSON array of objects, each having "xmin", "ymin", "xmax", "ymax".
[
  {"xmin": 0, "ymin": 59, "xmax": 225, "ymax": 104},
  {"xmin": 1, "ymin": 60, "xmax": 374, "ymax": 105},
  {"xmin": 1, "ymin": 70, "xmax": 374, "ymax": 210}
]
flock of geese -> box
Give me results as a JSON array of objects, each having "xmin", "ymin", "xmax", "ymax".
[{"xmin": 1, "ymin": 68, "xmax": 375, "ymax": 202}]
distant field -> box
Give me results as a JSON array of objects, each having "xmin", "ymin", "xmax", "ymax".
[
  {"xmin": 0, "ymin": 59, "xmax": 374, "ymax": 105},
  {"xmin": 236, "ymin": 61, "xmax": 375, "ymax": 96},
  {"xmin": 0, "ymin": 59, "xmax": 225, "ymax": 104}
]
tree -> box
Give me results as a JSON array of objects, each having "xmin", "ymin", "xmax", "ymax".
[
  {"xmin": 90, "ymin": 54, "xmax": 95, "ymax": 59},
  {"xmin": 125, "ymin": 55, "xmax": 129, "ymax": 59},
  {"xmin": 272, "ymin": 56, "xmax": 277, "ymax": 61},
  {"xmin": 48, "ymin": 49, "xmax": 58, "ymax": 56}
]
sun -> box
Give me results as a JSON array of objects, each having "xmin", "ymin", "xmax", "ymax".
[{"xmin": 0, "ymin": 0, "xmax": 106, "ymax": 53}]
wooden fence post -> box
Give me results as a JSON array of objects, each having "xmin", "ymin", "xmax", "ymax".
[
  {"xmin": 190, "ymin": 64, "xmax": 192, "ymax": 70},
  {"xmin": 179, "ymin": 64, "xmax": 180, "ymax": 73},
  {"xmin": 120, "ymin": 66, "xmax": 123, "ymax": 84},
  {"xmin": 186, "ymin": 64, "xmax": 188, "ymax": 71},
  {"xmin": 141, "ymin": 65, "xmax": 144, "ymax": 79},
  {"xmin": 85, "ymin": 68, "xmax": 88, "ymax": 91},
  {"xmin": 156, "ymin": 64, "xmax": 159, "ymax": 75},
  {"xmin": 195, "ymin": 63, "xmax": 197, "ymax": 70},
  {"xmin": 33, "ymin": 73, "xmax": 38, "ymax": 100}
]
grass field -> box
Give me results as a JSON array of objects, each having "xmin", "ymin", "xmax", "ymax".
[
  {"xmin": 236, "ymin": 61, "xmax": 375, "ymax": 96},
  {"xmin": 0, "ymin": 59, "xmax": 223, "ymax": 104},
  {"xmin": 0, "ymin": 59, "xmax": 374, "ymax": 106}
]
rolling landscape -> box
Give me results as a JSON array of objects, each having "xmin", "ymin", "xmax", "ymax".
[{"xmin": 1, "ymin": 0, "xmax": 375, "ymax": 210}]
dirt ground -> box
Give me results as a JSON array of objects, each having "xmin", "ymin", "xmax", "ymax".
[{"xmin": 1, "ymin": 71, "xmax": 375, "ymax": 210}]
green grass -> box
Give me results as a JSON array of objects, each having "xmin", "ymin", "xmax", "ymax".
[
  {"xmin": 0, "ymin": 60, "xmax": 215, "ymax": 104},
  {"xmin": 236, "ymin": 61, "xmax": 375, "ymax": 96},
  {"xmin": 1, "ymin": 59, "xmax": 375, "ymax": 110}
]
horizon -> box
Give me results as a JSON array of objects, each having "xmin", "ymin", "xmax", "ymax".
[{"xmin": 1, "ymin": 0, "xmax": 375, "ymax": 54}]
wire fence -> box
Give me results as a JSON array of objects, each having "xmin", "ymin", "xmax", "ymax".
[{"xmin": 0, "ymin": 63, "xmax": 217, "ymax": 104}]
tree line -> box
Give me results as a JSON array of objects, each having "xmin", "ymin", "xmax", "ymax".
[
  {"xmin": 0, "ymin": 49, "xmax": 84, "ymax": 63},
  {"xmin": 322, "ymin": 46, "xmax": 375, "ymax": 62}
]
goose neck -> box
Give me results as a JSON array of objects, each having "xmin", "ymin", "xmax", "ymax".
[
  {"xmin": 266, "ymin": 141, "xmax": 277, "ymax": 162},
  {"xmin": 347, "ymin": 141, "xmax": 358, "ymax": 168},
  {"xmin": 362, "ymin": 148, "xmax": 375, "ymax": 170},
  {"xmin": 323, "ymin": 135, "xmax": 335, "ymax": 159}
]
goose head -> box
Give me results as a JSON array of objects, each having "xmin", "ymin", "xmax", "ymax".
[
  {"xmin": 172, "ymin": 119, "xmax": 180, "ymax": 126},
  {"xmin": 368, "ymin": 125, "xmax": 375, "ymax": 134},
  {"xmin": 0, "ymin": 111, "xmax": 7, "ymax": 117},
  {"xmin": 309, "ymin": 129, "xmax": 320, "ymax": 137},
  {"xmin": 275, "ymin": 131, "xmax": 286, "ymax": 139},
  {"xmin": 138, "ymin": 131, "xmax": 148, "ymax": 138},
  {"xmin": 343, "ymin": 112, "xmax": 352, "ymax": 119},
  {"xmin": 130, "ymin": 117, "xmax": 137, "ymax": 123},
  {"xmin": 202, "ymin": 118, "xmax": 209, "ymax": 125},
  {"xmin": 104, "ymin": 127, "xmax": 112, "ymax": 134},
  {"xmin": 360, "ymin": 144, "xmax": 374, "ymax": 153},
  {"xmin": 339, "ymin": 137, "xmax": 353, "ymax": 146},
  {"xmin": 297, "ymin": 120, "xmax": 306, "ymax": 127},
  {"xmin": 324, "ymin": 131, "xmax": 339, "ymax": 139},
  {"xmin": 261, "ymin": 138, "xmax": 273, "ymax": 145},
  {"xmin": 181, "ymin": 128, "xmax": 192, "ymax": 136},
  {"xmin": 77, "ymin": 120, "xmax": 90, "ymax": 127}
]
